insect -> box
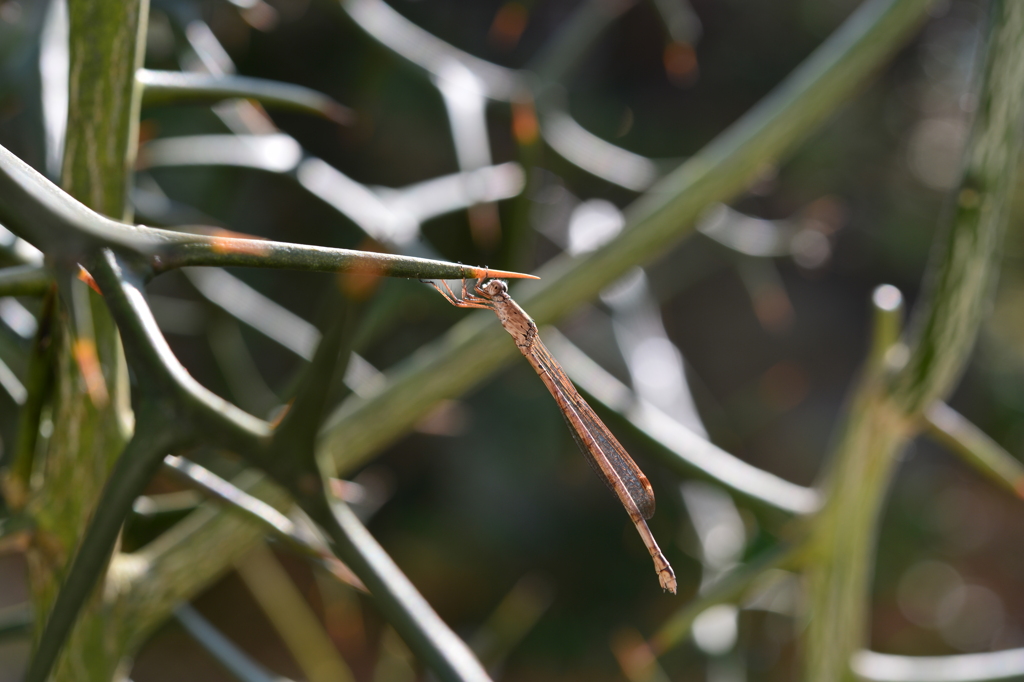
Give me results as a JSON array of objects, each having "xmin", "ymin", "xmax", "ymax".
[{"xmin": 427, "ymin": 276, "xmax": 677, "ymax": 593}]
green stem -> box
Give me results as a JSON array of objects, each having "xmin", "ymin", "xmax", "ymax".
[
  {"xmin": 150, "ymin": 233, "xmax": 535, "ymax": 280},
  {"xmin": 803, "ymin": 3, "xmax": 1024, "ymax": 680},
  {"xmin": 24, "ymin": 1, "xmax": 147, "ymax": 679},
  {"xmin": 890, "ymin": 5, "xmax": 1024, "ymax": 417},
  {"xmin": 61, "ymin": 0, "xmax": 148, "ymax": 222},
  {"xmin": 0, "ymin": 265, "xmax": 51, "ymax": 296},
  {"xmin": 924, "ymin": 402, "xmax": 1024, "ymax": 499},
  {"xmin": 161, "ymin": 455, "xmax": 364, "ymax": 590},
  {"xmin": 3, "ymin": 289, "xmax": 56, "ymax": 510},
  {"xmin": 138, "ymin": 69, "xmax": 353, "ymax": 124},
  {"xmin": 26, "ymin": 410, "xmax": 179, "ymax": 682},
  {"xmin": 803, "ymin": 389, "xmax": 912, "ymax": 682},
  {"xmin": 0, "ymin": 141, "xmax": 534, "ymax": 284}
]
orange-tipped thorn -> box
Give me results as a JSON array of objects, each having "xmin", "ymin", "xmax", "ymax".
[
  {"xmin": 464, "ymin": 266, "xmax": 539, "ymax": 280},
  {"xmin": 77, "ymin": 266, "xmax": 102, "ymax": 295}
]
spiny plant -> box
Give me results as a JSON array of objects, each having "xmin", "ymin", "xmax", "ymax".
[{"xmin": 0, "ymin": 0, "xmax": 1022, "ymax": 681}]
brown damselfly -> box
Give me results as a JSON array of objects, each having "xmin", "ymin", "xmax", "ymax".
[{"xmin": 428, "ymin": 276, "xmax": 677, "ymax": 593}]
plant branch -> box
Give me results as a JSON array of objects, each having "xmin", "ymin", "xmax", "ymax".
[
  {"xmin": 93, "ymin": 250, "xmax": 270, "ymax": 444},
  {"xmin": 25, "ymin": 0, "xmax": 148, "ymax": 678},
  {"xmin": 127, "ymin": 472, "xmax": 294, "ymax": 637},
  {"xmin": 96, "ymin": 248, "xmax": 490, "ymax": 681},
  {"xmin": 175, "ymin": 605, "xmax": 296, "ymax": 682},
  {"xmin": 25, "ymin": 410, "xmax": 181, "ymax": 682},
  {"xmin": 62, "ymin": 0, "xmax": 148, "ymax": 221},
  {"xmin": 0, "ymin": 265, "xmax": 51, "ymax": 296},
  {"xmin": 162, "ymin": 456, "xmax": 365, "ymax": 591},
  {"xmin": 889, "ymin": 2, "xmax": 1024, "ymax": 417},
  {"xmin": 3, "ymin": 290, "xmax": 56, "ymax": 510},
  {"xmin": 852, "ymin": 647, "xmax": 1024, "ymax": 682},
  {"xmin": 803, "ymin": 4, "xmax": 1024, "ymax": 680},
  {"xmin": 0, "ymin": 143, "xmax": 536, "ymax": 283},
  {"xmin": 138, "ymin": 69, "xmax": 354, "ymax": 124},
  {"xmin": 924, "ymin": 401, "xmax": 1024, "ymax": 498},
  {"xmin": 149, "ymin": 230, "xmax": 537, "ymax": 280},
  {"xmin": 233, "ymin": 544, "xmax": 357, "ymax": 682}
]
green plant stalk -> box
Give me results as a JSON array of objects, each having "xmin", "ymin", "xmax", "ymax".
[
  {"xmin": 890, "ymin": 17, "xmax": 1024, "ymax": 419},
  {"xmin": 4, "ymin": 289, "xmax": 56, "ymax": 510},
  {"xmin": 27, "ymin": 293, "xmax": 138, "ymax": 682},
  {"xmin": 924, "ymin": 402, "xmax": 1024, "ymax": 497},
  {"xmin": 0, "ymin": 265, "xmax": 51, "ymax": 296},
  {"xmin": 803, "ymin": 387, "xmax": 912, "ymax": 682},
  {"xmin": 25, "ymin": 0, "xmax": 147, "ymax": 680},
  {"xmin": 138, "ymin": 70, "xmax": 354, "ymax": 125},
  {"xmin": 234, "ymin": 544, "xmax": 356, "ymax": 682},
  {"xmin": 61, "ymin": 1, "xmax": 147, "ymax": 223},
  {"xmin": 803, "ymin": 3, "xmax": 1024, "ymax": 680},
  {"xmin": 26, "ymin": 411, "xmax": 183, "ymax": 682},
  {"xmin": 650, "ymin": 285, "xmax": 904, "ymax": 657},
  {"xmin": 133, "ymin": 0, "xmax": 936, "ymax": 633}
]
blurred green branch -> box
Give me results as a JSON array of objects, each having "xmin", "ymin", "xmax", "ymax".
[
  {"xmin": 138, "ymin": 69, "xmax": 354, "ymax": 124},
  {"xmin": 174, "ymin": 604, "xmax": 298, "ymax": 682},
  {"xmin": 0, "ymin": 264, "xmax": 50, "ymax": 296},
  {"xmin": 852, "ymin": 647, "xmax": 1024, "ymax": 682},
  {"xmin": 924, "ymin": 401, "xmax": 1024, "ymax": 497},
  {"xmin": 162, "ymin": 454, "xmax": 366, "ymax": 590},
  {"xmin": 804, "ymin": 3, "xmax": 1024, "ymax": 680},
  {"xmin": 234, "ymin": 544, "xmax": 357, "ymax": 682}
]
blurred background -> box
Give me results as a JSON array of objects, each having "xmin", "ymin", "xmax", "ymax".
[{"xmin": 3, "ymin": 0, "xmax": 1024, "ymax": 679}]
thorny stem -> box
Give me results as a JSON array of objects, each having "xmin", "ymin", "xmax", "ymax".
[
  {"xmin": 11, "ymin": 0, "xmax": 1003, "ymax": 680},
  {"xmin": 25, "ymin": 1, "xmax": 147, "ymax": 680}
]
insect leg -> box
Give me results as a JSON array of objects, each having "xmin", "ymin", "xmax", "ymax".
[{"xmin": 425, "ymin": 279, "xmax": 494, "ymax": 310}]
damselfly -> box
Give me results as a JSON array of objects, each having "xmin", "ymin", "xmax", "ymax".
[{"xmin": 427, "ymin": 277, "xmax": 677, "ymax": 593}]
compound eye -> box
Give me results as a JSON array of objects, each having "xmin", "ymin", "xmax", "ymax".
[{"xmin": 487, "ymin": 279, "xmax": 508, "ymax": 295}]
